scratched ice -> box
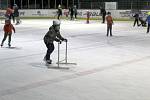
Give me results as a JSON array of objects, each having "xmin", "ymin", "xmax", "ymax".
[{"xmin": 0, "ymin": 19, "xmax": 150, "ymax": 100}]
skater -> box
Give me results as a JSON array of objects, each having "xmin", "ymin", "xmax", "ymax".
[
  {"xmin": 43, "ymin": 20, "xmax": 67, "ymax": 64},
  {"xmin": 133, "ymin": 13, "xmax": 139, "ymax": 27},
  {"xmin": 100, "ymin": 7, "xmax": 106, "ymax": 23},
  {"xmin": 138, "ymin": 17, "xmax": 147, "ymax": 27},
  {"xmin": 106, "ymin": 12, "xmax": 113, "ymax": 37},
  {"xmin": 74, "ymin": 5, "xmax": 78, "ymax": 20},
  {"xmin": 64, "ymin": 9, "xmax": 69, "ymax": 18},
  {"xmin": 1, "ymin": 19, "xmax": 15, "ymax": 47},
  {"xmin": 146, "ymin": 14, "xmax": 150, "ymax": 33},
  {"xmin": 86, "ymin": 10, "xmax": 90, "ymax": 24},
  {"xmin": 5, "ymin": 6, "xmax": 13, "ymax": 21},
  {"xmin": 13, "ymin": 4, "xmax": 20, "ymax": 25},
  {"xmin": 57, "ymin": 5, "xmax": 62, "ymax": 20},
  {"xmin": 70, "ymin": 6, "xmax": 74, "ymax": 20}
]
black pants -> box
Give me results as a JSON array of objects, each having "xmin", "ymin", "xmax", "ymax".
[
  {"xmin": 70, "ymin": 14, "xmax": 74, "ymax": 20},
  {"xmin": 45, "ymin": 42, "xmax": 54, "ymax": 60},
  {"xmin": 1, "ymin": 33, "xmax": 12, "ymax": 45},
  {"xmin": 133, "ymin": 19, "xmax": 139, "ymax": 26},
  {"xmin": 147, "ymin": 24, "xmax": 150, "ymax": 33},
  {"xmin": 75, "ymin": 13, "xmax": 77, "ymax": 19},
  {"xmin": 102, "ymin": 15, "xmax": 106, "ymax": 23},
  {"xmin": 107, "ymin": 25, "xmax": 112, "ymax": 36},
  {"xmin": 57, "ymin": 14, "xmax": 62, "ymax": 20}
]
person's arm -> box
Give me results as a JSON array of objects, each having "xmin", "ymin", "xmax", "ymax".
[
  {"xmin": 111, "ymin": 16, "xmax": 114, "ymax": 24},
  {"xmin": 11, "ymin": 24, "xmax": 15, "ymax": 33},
  {"xmin": 3, "ymin": 25, "xmax": 6, "ymax": 32},
  {"xmin": 57, "ymin": 32, "xmax": 67, "ymax": 42}
]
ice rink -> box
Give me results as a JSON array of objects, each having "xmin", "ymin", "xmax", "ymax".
[{"xmin": 0, "ymin": 19, "xmax": 150, "ymax": 100}]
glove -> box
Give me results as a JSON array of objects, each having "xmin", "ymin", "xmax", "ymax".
[
  {"xmin": 55, "ymin": 39, "xmax": 62, "ymax": 44},
  {"xmin": 63, "ymin": 39, "xmax": 68, "ymax": 42}
]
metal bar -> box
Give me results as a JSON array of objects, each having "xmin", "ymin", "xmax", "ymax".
[
  {"xmin": 21, "ymin": 0, "xmax": 22, "ymax": 9},
  {"xmin": 42, "ymin": 0, "xmax": 43, "ymax": 9},
  {"xmin": 55, "ymin": 0, "xmax": 56, "ymax": 9},
  {"xmin": 28, "ymin": 0, "xmax": 29, "ymax": 9},
  {"xmin": 65, "ymin": 41, "xmax": 68, "ymax": 63},
  {"xmin": 35, "ymin": 0, "xmax": 36, "ymax": 9},
  {"xmin": 58, "ymin": 42, "xmax": 60, "ymax": 68},
  {"xmin": 67, "ymin": 0, "xmax": 68, "ymax": 8},
  {"xmin": 7, "ymin": 0, "xmax": 8, "ymax": 7},
  {"xmin": 61, "ymin": 0, "xmax": 62, "ymax": 5},
  {"xmin": 48, "ymin": 0, "xmax": 50, "ymax": 8},
  {"xmin": 0, "ymin": 0, "xmax": 1, "ymax": 8}
]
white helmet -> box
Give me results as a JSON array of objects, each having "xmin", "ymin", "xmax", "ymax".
[{"xmin": 53, "ymin": 20, "xmax": 60, "ymax": 26}]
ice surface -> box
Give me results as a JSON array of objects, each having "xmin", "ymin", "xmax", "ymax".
[{"xmin": 0, "ymin": 19, "xmax": 150, "ymax": 100}]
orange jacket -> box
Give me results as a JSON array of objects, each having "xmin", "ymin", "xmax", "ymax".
[
  {"xmin": 106, "ymin": 15, "xmax": 113, "ymax": 25},
  {"xmin": 3, "ymin": 24, "xmax": 15, "ymax": 34},
  {"xmin": 6, "ymin": 8, "xmax": 13, "ymax": 15}
]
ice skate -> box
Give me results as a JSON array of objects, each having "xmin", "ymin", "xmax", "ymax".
[
  {"xmin": 46, "ymin": 60, "xmax": 52, "ymax": 64},
  {"xmin": 8, "ymin": 44, "xmax": 11, "ymax": 47},
  {"xmin": 0, "ymin": 44, "xmax": 3, "ymax": 47}
]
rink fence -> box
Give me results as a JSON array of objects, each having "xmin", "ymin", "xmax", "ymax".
[{"xmin": 0, "ymin": 9, "xmax": 150, "ymax": 20}]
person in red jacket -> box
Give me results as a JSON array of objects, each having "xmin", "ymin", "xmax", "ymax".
[
  {"xmin": 5, "ymin": 6, "xmax": 14, "ymax": 21},
  {"xmin": 106, "ymin": 12, "xmax": 113, "ymax": 37},
  {"xmin": 1, "ymin": 20, "xmax": 15, "ymax": 47}
]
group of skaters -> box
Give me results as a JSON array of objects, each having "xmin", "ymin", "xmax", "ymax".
[
  {"xmin": 5, "ymin": 4, "xmax": 21, "ymax": 25},
  {"xmin": 57, "ymin": 5, "xmax": 78, "ymax": 20},
  {"xmin": 0, "ymin": 4, "xmax": 20, "ymax": 47},
  {"xmin": 100, "ymin": 8, "xmax": 150, "ymax": 36},
  {"xmin": 132, "ymin": 12, "xmax": 150, "ymax": 33}
]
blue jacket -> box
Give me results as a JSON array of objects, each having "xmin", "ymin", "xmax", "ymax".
[{"xmin": 146, "ymin": 15, "xmax": 150, "ymax": 24}]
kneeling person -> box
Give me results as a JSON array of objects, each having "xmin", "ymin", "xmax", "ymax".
[{"xmin": 44, "ymin": 20, "xmax": 67, "ymax": 64}]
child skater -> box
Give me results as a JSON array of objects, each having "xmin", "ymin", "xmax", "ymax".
[
  {"xmin": 1, "ymin": 19, "xmax": 15, "ymax": 47},
  {"xmin": 43, "ymin": 20, "xmax": 67, "ymax": 64},
  {"xmin": 106, "ymin": 12, "xmax": 114, "ymax": 37}
]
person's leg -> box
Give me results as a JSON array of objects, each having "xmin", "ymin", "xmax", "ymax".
[
  {"xmin": 137, "ymin": 19, "xmax": 139, "ymax": 26},
  {"xmin": 57, "ymin": 14, "xmax": 60, "ymax": 20},
  {"xmin": 1, "ymin": 33, "xmax": 7, "ymax": 46},
  {"xmin": 147, "ymin": 24, "xmax": 150, "ymax": 33},
  {"xmin": 107, "ymin": 25, "xmax": 110, "ymax": 36},
  {"xmin": 110, "ymin": 25, "xmax": 112, "ymax": 36},
  {"xmin": 45, "ymin": 43, "xmax": 54, "ymax": 61},
  {"xmin": 16, "ymin": 16, "xmax": 20, "ymax": 24},
  {"xmin": 8, "ymin": 33, "xmax": 12, "ymax": 46},
  {"xmin": 12, "ymin": 14, "xmax": 15, "ymax": 23},
  {"xmin": 102, "ymin": 15, "xmax": 105, "ymax": 23},
  {"xmin": 133, "ymin": 19, "xmax": 136, "ymax": 26}
]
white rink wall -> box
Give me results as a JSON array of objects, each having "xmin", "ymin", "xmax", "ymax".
[{"xmin": 0, "ymin": 9, "xmax": 149, "ymax": 19}]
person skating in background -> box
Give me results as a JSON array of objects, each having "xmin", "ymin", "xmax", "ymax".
[
  {"xmin": 138, "ymin": 17, "xmax": 147, "ymax": 27},
  {"xmin": 86, "ymin": 10, "xmax": 90, "ymax": 24},
  {"xmin": 74, "ymin": 5, "xmax": 78, "ymax": 20},
  {"xmin": 13, "ymin": 4, "xmax": 20, "ymax": 25},
  {"xmin": 1, "ymin": 19, "xmax": 15, "ymax": 47},
  {"xmin": 57, "ymin": 5, "xmax": 62, "ymax": 20},
  {"xmin": 100, "ymin": 7, "xmax": 106, "ymax": 23},
  {"xmin": 146, "ymin": 14, "xmax": 150, "ymax": 33},
  {"xmin": 64, "ymin": 9, "xmax": 69, "ymax": 19},
  {"xmin": 106, "ymin": 12, "xmax": 113, "ymax": 37},
  {"xmin": 43, "ymin": 20, "xmax": 67, "ymax": 64},
  {"xmin": 133, "ymin": 13, "xmax": 139, "ymax": 27},
  {"xmin": 70, "ymin": 6, "xmax": 74, "ymax": 20},
  {"xmin": 5, "ymin": 5, "xmax": 13, "ymax": 21}
]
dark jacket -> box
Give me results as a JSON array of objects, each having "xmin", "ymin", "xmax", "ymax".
[
  {"xmin": 44, "ymin": 26, "xmax": 64, "ymax": 44},
  {"xmin": 133, "ymin": 14, "xmax": 139, "ymax": 20}
]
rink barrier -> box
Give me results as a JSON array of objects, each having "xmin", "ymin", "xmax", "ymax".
[{"xmin": 0, "ymin": 9, "xmax": 150, "ymax": 20}]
